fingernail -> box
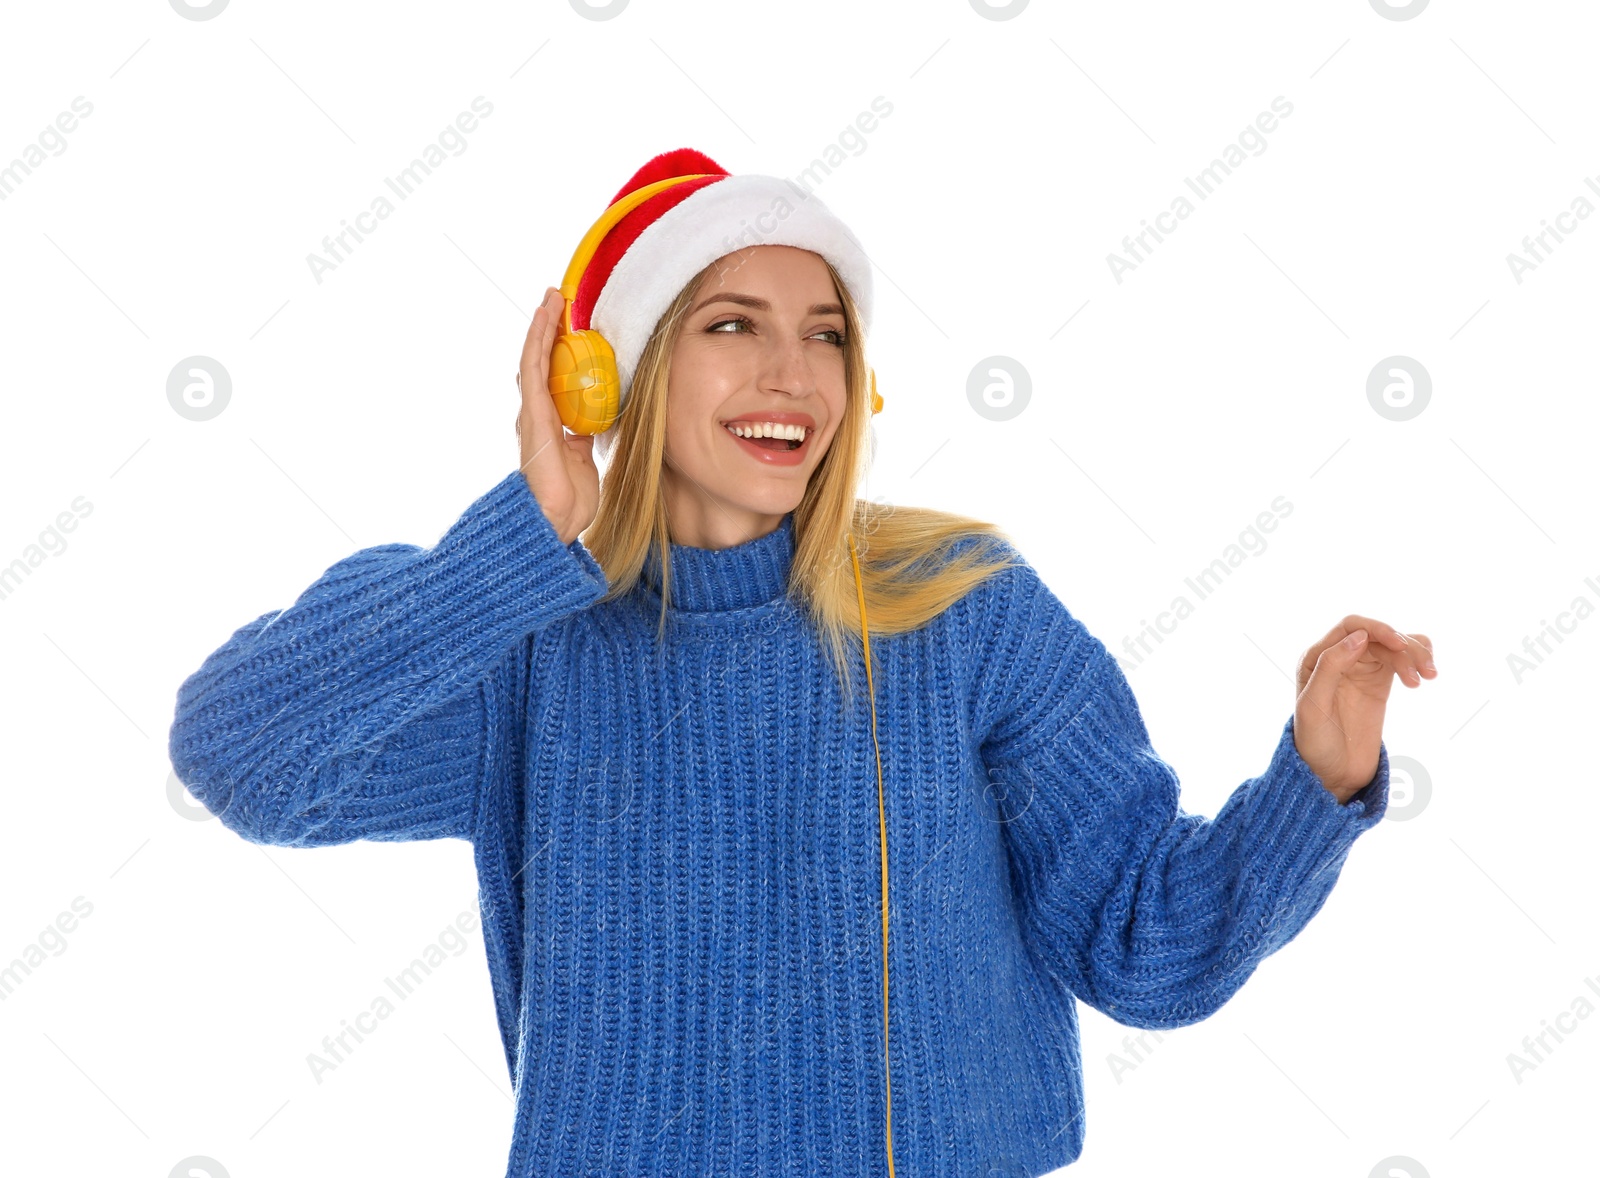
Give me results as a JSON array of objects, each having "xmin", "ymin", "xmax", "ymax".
[{"xmin": 1343, "ymin": 629, "xmax": 1367, "ymax": 649}]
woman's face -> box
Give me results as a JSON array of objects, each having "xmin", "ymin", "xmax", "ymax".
[{"xmin": 660, "ymin": 244, "xmax": 849, "ymax": 550}]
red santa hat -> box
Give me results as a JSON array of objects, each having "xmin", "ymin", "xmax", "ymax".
[{"xmin": 567, "ymin": 147, "xmax": 874, "ymax": 452}]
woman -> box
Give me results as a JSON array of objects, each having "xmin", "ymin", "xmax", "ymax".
[{"xmin": 168, "ymin": 148, "xmax": 1436, "ymax": 1176}]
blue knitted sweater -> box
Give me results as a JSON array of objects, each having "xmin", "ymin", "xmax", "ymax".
[{"xmin": 168, "ymin": 469, "xmax": 1389, "ymax": 1177}]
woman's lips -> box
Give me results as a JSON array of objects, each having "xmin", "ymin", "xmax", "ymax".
[{"xmin": 723, "ymin": 425, "xmax": 811, "ymax": 466}]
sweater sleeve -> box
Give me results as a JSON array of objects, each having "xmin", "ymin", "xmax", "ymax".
[
  {"xmin": 167, "ymin": 470, "xmax": 607, "ymax": 848},
  {"xmin": 972, "ymin": 560, "xmax": 1389, "ymax": 1030}
]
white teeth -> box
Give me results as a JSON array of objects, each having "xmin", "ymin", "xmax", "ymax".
[{"xmin": 726, "ymin": 422, "xmax": 807, "ymax": 441}]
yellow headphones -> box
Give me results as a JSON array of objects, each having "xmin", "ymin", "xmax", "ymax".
[
  {"xmin": 553, "ymin": 171, "xmax": 897, "ymax": 1175},
  {"xmin": 548, "ymin": 174, "xmax": 884, "ymax": 434}
]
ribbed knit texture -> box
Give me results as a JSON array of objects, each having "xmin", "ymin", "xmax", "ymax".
[{"xmin": 168, "ymin": 470, "xmax": 1390, "ymax": 1177}]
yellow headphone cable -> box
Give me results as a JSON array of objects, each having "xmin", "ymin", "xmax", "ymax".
[{"xmin": 849, "ymin": 532, "xmax": 896, "ymax": 1178}]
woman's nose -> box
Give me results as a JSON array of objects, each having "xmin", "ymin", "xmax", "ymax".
[{"xmin": 761, "ymin": 336, "xmax": 814, "ymax": 394}]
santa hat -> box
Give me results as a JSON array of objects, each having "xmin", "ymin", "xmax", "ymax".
[{"xmin": 568, "ymin": 147, "xmax": 874, "ymax": 452}]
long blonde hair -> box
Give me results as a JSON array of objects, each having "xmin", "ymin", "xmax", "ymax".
[{"xmin": 580, "ymin": 255, "xmax": 1023, "ymax": 708}]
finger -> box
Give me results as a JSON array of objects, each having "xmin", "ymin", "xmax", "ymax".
[
  {"xmin": 1299, "ymin": 617, "xmax": 1363, "ymax": 685},
  {"xmin": 1358, "ymin": 621, "xmax": 1435, "ymax": 683},
  {"xmin": 1406, "ymin": 633, "xmax": 1437, "ymax": 675},
  {"xmin": 1302, "ymin": 616, "xmax": 1370, "ymax": 671},
  {"xmin": 521, "ymin": 292, "xmax": 564, "ymax": 409},
  {"xmin": 535, "ymin": 288, "xmax": 567, "ymax": 404},
  {"xmin": 1302, "ymin": 616, "xmax": 1426, "ymax": 688},
  {"xmin": 523, "ymin": 293, "xmax": 582, "ymax": 481},
  {"xmin": 1359, "ymin": 633, "xmax": 1440, "ymax": 687},
  {"xmin": 1337, "ymin": 614, "xmax": 1412, "ymax": 653},
  {"xmin": 520, "ymin": 287, "xmax": 562, "ymax": 378},
  {"xmin": 520, "ymin": 298, "xmax": 549, "ymax": 381},
  {"xmin": 1324, "ymin": 611, "xmax": 1440, "ymax": 685},
  {"xmin": 1300, "ymin": 627, "xmax": 1369, "ymax": 719},
  {"xmin": 549, "ymin": 303, "xmax": 567, "ymax": 395},
  {"xmin": 1404, "ymin": 635, "xmax": 1435, "ymax": 681},
  {"xmin": 1359, "ymin": 640, "xmax": 1422, "ymax": 687}
]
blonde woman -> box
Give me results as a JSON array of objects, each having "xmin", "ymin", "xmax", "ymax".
[{"xmin": 168, "ymin": 147, "xmax": 1436, "ymax": 1177}]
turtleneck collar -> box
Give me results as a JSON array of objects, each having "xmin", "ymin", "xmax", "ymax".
[{"xmin": 642, "ymin": 513, "xmax": 796, "ymax": 613}]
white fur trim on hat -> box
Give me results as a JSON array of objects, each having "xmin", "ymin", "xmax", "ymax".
[{"xmin": 589, "ymin": 173, "xmax": 874, "ymax": 422}]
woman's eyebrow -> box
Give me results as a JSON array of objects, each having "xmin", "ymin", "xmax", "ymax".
[{"xmin": 690, "ymin": 293, "xmax": 845, "ymax": 317}]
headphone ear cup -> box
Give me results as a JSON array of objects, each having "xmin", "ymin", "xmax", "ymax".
[{"xmin": 549, "ymin": 329, "xmax": 621, "ymax": 435}]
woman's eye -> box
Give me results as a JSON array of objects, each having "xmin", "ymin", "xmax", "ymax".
[{"xmin": 706, "ymin": 317, "xmax": 844, "ymax": 346}]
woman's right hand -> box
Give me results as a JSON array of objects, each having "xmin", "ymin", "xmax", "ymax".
[{"xmin": 517, "ymin": 286, "xmax": 600, "ymax": 546}]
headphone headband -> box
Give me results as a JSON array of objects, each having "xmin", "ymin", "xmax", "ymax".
[{"xmin": 558, "ymin": 174, "xmax": 716, "ymax": 334}]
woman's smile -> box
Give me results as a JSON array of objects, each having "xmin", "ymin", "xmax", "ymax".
[{"xmin": 720, "ymin": 418, "xmax": 814, "ymax": 466}]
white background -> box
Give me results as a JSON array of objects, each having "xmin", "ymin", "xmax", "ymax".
[{"xmin": 1, "ymin": 1, "xmax": 1594, "ymax": 1175}]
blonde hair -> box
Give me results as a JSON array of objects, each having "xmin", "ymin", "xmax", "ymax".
[{"xmin": 580, "ymin": 255, "xmax": 1023, "ymax": 709}]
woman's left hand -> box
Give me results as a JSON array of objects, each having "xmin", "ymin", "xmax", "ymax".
[{"xmin": 1293, "ymin": 615, "xmax": 1437, "ymax": 804}]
